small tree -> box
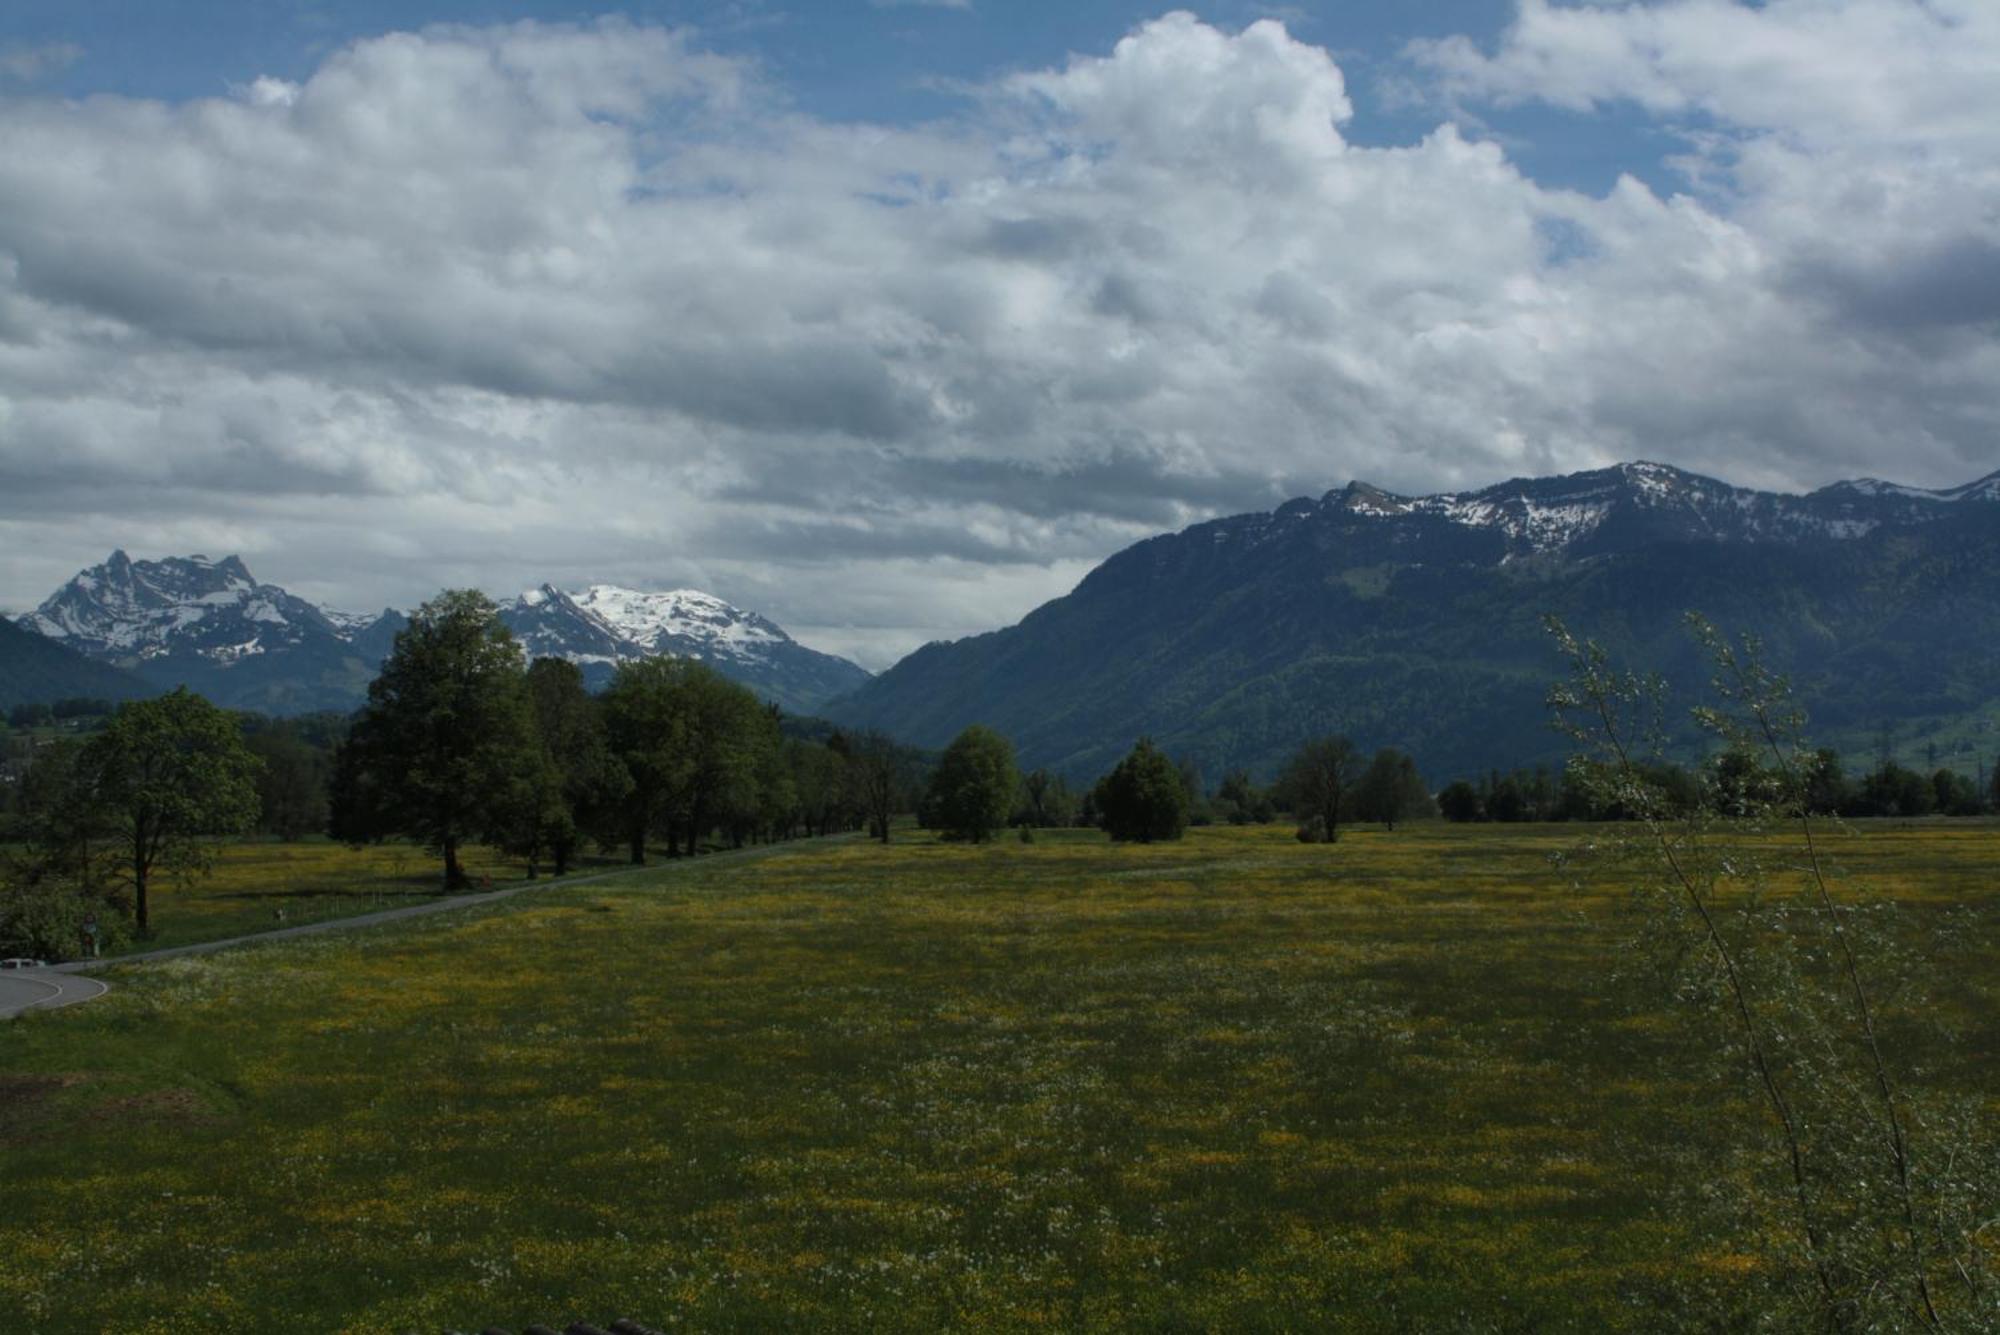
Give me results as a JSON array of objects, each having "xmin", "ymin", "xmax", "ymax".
[
  {"xmin": 1436, "ymin": 779, "xmax": 1481, "ymax": 823},
  {"xmin": 245, "ymin": 728, "xmax": 331, "ymax": 841},
  {"xmin": 1353, "ymin": 748, "xmax": 1432, "ymax": 831},
  {"xmin": 1018, "ymin": 767, "xmax": 1077, "ymax": 829},
  {"xmin": 82, "ymin": 688, "xmax": 260, "ymax": 937},
  {"xmin": 849, "ymin": 729, "xmax": 904, "ymax": 843},
  {"xmin": 1279, "ymin": 735, "xmax": 1361, "ymax": 843},
  {"xmin": 7, "ymin": 738, "xmax": 118, "ymax": 896},
  {"xmin": 1550, "ymin": 613, "xmax": 1996, "ymax": 1324},
  {"xmin": 1093, "ymin": 738, "xmax": 1190, "ymax": 843},
  {"xmin": 926, "ymin": 725, "xmax": 1016, "ymax": 843}
]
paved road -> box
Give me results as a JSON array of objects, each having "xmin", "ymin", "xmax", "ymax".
[
  {"xmin": 5, "ymin": 835, "xmax": 859, "ymax": 1019},
  {"xmin": 0, "ymin": 969, "xmax": 109, "ymax": 1020}
]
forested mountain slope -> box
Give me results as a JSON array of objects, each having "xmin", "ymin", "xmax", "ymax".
[
  {"xmin": 826, "ymin": 463, "xmax": 2000, "ymax": 781},
  {"xmin": 0, "ymin": 615, "xmax": 154, "ymax": 712}
]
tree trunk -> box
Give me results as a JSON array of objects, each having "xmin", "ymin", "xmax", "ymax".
[
  {"xmin": 443, "ymin": 837, "xmax": 466, "ymax": 890},
  {"xmin": 628, "ymin": 821, "xmax": 647, "ymax": 865},
  {"xmin": 133, "ymin": 852, "xmax": 150, "ymax": 938}
]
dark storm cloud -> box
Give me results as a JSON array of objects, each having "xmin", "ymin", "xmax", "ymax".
[{"xmin": 1797, "ymin": 236, "xmax": 2000, "ymax": 334}]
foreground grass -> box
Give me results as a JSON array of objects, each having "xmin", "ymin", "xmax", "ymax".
[{"xmin": 1, "ymin": 823, "xmax": 1994, "ymax": 1331}]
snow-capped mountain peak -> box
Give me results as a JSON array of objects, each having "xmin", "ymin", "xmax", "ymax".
[
  {"xmin": 496, "ymin": 582, "xmax": 867, "ymax": 709},
  {"xmin": 1823, "ymin": 469, "xmax": 2000, "ymax": 504},
  {"xmin": 20, "ymin": 551, "xmax": 340, "ymax": 664},
  {"xmin": 1301, "ymin": 461, "xmax": 2000, "ymax": 559},
  {"xmin": 570, "ymin": 584, "xmax": 789, "ymax": 656},
  {"xmin": 17, "ymin": 551, "xmax": 871, "ymax": 715}
]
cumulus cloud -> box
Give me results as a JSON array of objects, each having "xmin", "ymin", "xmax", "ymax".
[{"xmin": 0, "ymin": 7, "xmax": 1996, "ymax": 664}]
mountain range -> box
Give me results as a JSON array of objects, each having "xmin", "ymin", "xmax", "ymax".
[
  {"xmin": 822, "ymin": 462, "xmax": 2000, "ymax": 782},
  {"xmin": 11, "ymin": 461, "xmax": 2000, "ymax": 780},
  {"xmin": 8, "ymin": 553, "xmax": 870, "ymax": 716}
]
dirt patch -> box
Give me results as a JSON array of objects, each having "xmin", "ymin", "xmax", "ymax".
[
  {"xmin": 0, "ymin": 1072, "xmax": 92, "ymax": 1144},
  {"xmin": 82, "ymin": 1088, "xmax": 217, "ymax": 1129},
  {"xmin": 1, "ymin": 1076, "xmax": 222, "ymax": 1143}
]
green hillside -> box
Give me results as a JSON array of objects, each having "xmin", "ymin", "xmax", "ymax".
[
  {"xmin": 829, "ymin": 486, "xmax": 2000, "ymax": 783},
  {"xmin": 0, "ymin": 616, "xmax": 153, "ymax": 711}
]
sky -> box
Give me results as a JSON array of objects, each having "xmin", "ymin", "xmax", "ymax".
[{"xmin": 1, "ymin": 1, "xmax": 1996, "ymax": 668}]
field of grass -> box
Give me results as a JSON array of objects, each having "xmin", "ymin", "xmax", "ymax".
[
  {"xmin": 85, "ymin": 840, "xmax": 609, "ymax": 956},
  {"xmin": 1, "ymin": 822, "xmax": 1994, "ymax": 1331}
]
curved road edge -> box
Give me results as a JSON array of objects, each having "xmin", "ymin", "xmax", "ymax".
[{"xmin": 0, "ymin": 970, "xmax": 109, "ymax": 1020}]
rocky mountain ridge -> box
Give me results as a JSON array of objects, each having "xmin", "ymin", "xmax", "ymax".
[
  {"xmin": 14, "ymin": 555, "xmax": 869, "ymax": 716},
  {"xmin": 825, "ymin": 460, "xmax": 2000, "ymax": 781}
]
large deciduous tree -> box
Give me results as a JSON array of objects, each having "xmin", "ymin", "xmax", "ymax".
[
  {"xmin": 511, "ymin": 657, "xmax": 625, "ymax": 877},
  {"xmin": 331, "ymin": 590, "xmax": 537, "ymax": 889},
  {"xmin": 1280, "ymin": 735, "xmax": 1362, "ymax": 844},
  {"xmin": 672, "ymin": 664, "xmax": 768, "ymax": 857},
  {"xmin": 598, "ymin": 656, "xmax": 692, "ymax": 865},
  {"xmin": 82, "ymin": 688, "xmax": 261, "ymax": 936},
  {"xmin": 600, "ymin": 658, "xmax": 769, "ymax": 860},
  {"xmin": 926, "ymin": 725, "xmax": 1016, "ymax": 844}
]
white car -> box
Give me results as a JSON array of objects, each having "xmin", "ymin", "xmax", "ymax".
[{"xmin": 0, "ymin": 957, "xmax": 46, "ymax": 970}]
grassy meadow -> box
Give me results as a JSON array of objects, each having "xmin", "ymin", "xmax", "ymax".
[
  {"xmin": 73, "ymin": 841, "xmax": 557, "ymax": 957},
  {"xmin": 1, "ymin": 821, "xmax": 1995, "ymax": 1331}
]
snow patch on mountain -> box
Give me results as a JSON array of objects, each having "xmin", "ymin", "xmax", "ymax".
[
  {"xmin": 1313, "ymin": 461, "xmax": 2000, "ymax": 558},
  {"xmin": 320, "ymin": 607, "xmax": 383, "ymax": 634},
  {"xmin": 496, "ymin": 582, "xmax": 872, "ymax": 709},
  {"xmin": 19, "ymin": 551, "xmax": 339, "ymax": 664},
  {"xmin": 570, "ymin": 585, "xmax": 788, "ymax": 658}
]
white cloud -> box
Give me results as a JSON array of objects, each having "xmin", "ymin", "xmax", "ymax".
[
  {"xmin": 239, "ymin": 76, "xmax": 301, "ymax": 108},
  {"xmin": 0, "ymin": 8, "xmax": 1996, "ymax": 660}
]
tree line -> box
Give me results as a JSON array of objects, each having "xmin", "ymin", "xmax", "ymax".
[
  {"xmin": 916, "ymin": 727, "xmax": 1436, "ymax": 846},
  {"xmin": 328, "ymin": 591, "xmax": 923, "ymax": 888},
  {"xmin": 1435, "ymin": 746, "xmax": 2000, "ymax": 823},
  {"xmin": 0, "ymin": 591, "xmax": 924, "ymax": 956}
]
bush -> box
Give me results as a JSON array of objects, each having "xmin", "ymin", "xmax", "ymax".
[
  {"xmin": 1295, "ymin": 817, "xmax": 1327, "ymax": 844},
  {"xmin": 1093, "ymin": 739, "xmax": 1190, "ymax": 843},
  {"xmin": 0, "ymin": 882, "xmax": 127, "ymax": 961}
]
